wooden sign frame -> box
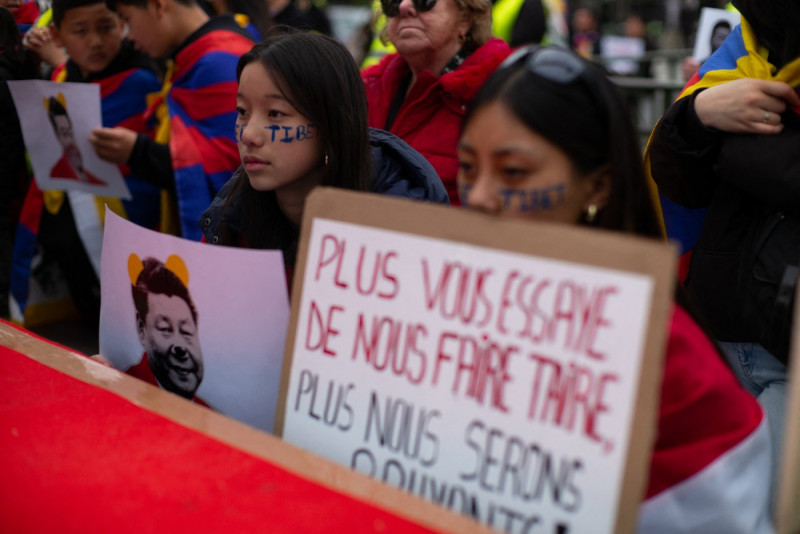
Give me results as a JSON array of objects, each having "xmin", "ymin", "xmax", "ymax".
[{"xmin": 276, "ymin": 188, "xmax": 677, "ymax": 534}]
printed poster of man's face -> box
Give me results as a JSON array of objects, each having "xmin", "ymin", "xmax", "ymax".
[
  {"xmin": 692, "ymin": 7, "xmax": 741, "ymax": 61},
  {"xmin": 6, "ymin": 80, "xmax": 129, "ymax": 198},
  {"xmin": 130, "ymin": 254, "xmax": 205, "ymax": 401},
  {"xmin": 99, "ymin": 211, "xmax": 290, "ymax": 433}
]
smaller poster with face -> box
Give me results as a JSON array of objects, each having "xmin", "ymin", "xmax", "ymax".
[
  {"xmin": 7, "ymin": 80, "xmax": 130, "ymax": 199},
  {"xmin": 692, "ymin": 7, "xmax": 741, "ymax": 62},
  {"xmin": 99, "ymin": 209, "xmax": 290, "ymax": 432}
]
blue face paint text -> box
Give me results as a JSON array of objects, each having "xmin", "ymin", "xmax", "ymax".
[
  {"xmin": 458, "ymin": 183, "xmax": 567, "ymax": 213},
  {"xmin": 235, "ymin": 123, "xmax": 316, "ymax": 144}
]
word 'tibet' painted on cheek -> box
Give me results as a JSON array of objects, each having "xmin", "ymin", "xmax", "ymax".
[{"xmin": 235, "ymin": 123, "xmax": 316, "ymax": 144}]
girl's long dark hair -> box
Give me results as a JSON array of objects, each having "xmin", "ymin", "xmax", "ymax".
[{"xmin": 220, "ymin": 32, "xmax": 371, "ymax": 264}]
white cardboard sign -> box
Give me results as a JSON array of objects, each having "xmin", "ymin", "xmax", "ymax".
[{"xmin": 278, "ymin": 189, "xmax": 675, "ymax": 534}]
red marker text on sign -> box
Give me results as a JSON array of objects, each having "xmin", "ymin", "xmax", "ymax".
[
  {"xmin": 422, "ymin": 259, "xmax": 494, "ymax": 327},
  {"xmin": 351, "ymin": 313, "xmax": 428, "ymax": 384},
  {"xmin": 314, "ymin": 233, "xmax": 399, "ymax": 299},
  {"xmin": 527, "ymin": 352, "xmax": 618, "ymax": 449},
  {"xmin": 305, "ymin": 300, "xmax": 344, "ymax": 357},
  {"xmin": 433, "ymin": 331, "xmax": 515, "ymax": 413},
  {"xmin": 495, "ymin": 272, "xmax": 618, "ymax": 360}
]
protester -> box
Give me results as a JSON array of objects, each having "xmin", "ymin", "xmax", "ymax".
[
  {"xmin": 10, "ymin": 0, "xmax": 161, "ymax": 329},
  {"xmin": 269, "ymin": 0, "xmax": 331, "ymax": 35},
  {"xmin": 361, "ymin": 0, "xmax": 510, "ymax": 204},
  {"xmin": 569, "ymin": 4, "xmax": 599, "ymax": 59},
  {"xmin": 458, "ymin": 45, "xmax": 773, "ymax": 532},
  {"xmin": 92, "ymin": 0, "xmax": 255, "ymax": 240},
  {"xmin": 200, "ymin": 32, "xmax": 448, "ymax": 277},
  {"xmin": 647, "ymin": 0, "xmax": 800, "ymax": 511},
  {"xmin": 204, "ymin": 0, "xmax": 272, "ymax": 40},
  {"xmin": 0, "ymin": 6, "xmax": 36, "ymax": 320},
  {"xmin": 491, "ymin": 0, "xmax": 567, "ymax": 48}
]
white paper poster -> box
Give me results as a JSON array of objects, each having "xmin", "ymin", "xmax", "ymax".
[
  {"xmin": 99, "ymin": 210, "xmax": 290, "ymax": 432},
  {"xmin": 8, "ymin": 80, "xmax": 130, "ymax": 199}
]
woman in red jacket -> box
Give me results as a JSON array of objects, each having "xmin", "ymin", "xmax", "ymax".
[
  {"xmin": 362, "ymin": 0, "xmax": 510, "ymax": 204},
  {"xmin": 457, "ymin": 45, "xmax": 774, "ymax": 532}
]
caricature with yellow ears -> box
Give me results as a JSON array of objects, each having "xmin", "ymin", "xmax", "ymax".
[
  {"xmin": 125, "ymin": 253, "xmax": 209, "ymax": 406},
  {"xmin": 44, "ymin": 92, "xmax": 106, "ymax": 186}
]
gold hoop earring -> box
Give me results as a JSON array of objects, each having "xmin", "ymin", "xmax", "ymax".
[
  {"xmin": 586, "ymin": 204, "xmax": 598, "ymax": 223},
  {"xmin": 324, "ymin": 153, "xmax": 329, "ymax": 166}
]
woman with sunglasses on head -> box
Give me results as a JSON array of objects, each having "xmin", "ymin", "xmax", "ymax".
[
  {"xmin": 361, "ymin": 0, "xmax": 510, "ymax": 204},
  {"xmin": 458, "ymin": 45, "xmax": 774, "ymax": 532}
]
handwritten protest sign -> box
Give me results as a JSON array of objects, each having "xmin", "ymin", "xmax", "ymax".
[
  {"xmin": 100, "ymin": 210, "xmax": 289, "ymax": 432},
  {"xmin": 7, "ymin": 80, "xmax": 129, "ymax": 199},
  {"xmin": 277, "ymin": 189, "xmax": 675, "ymax": 534}
]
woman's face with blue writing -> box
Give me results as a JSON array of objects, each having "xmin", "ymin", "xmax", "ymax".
[
  {"xmin": 235, "ymin": 62, "xmax": 324, "ymax": 193},
  {"xmin": 457, "ymin": 101, "xmax": 599, "ymax": 224}
]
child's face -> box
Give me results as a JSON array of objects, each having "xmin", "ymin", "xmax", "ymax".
[
  {"xmin": 51, "ymin": 4, "xmax": 124, "ymax": 77},
  {"xmin": 457, "ymin": 101, "xmax": 602, "ymax": 224},
  {"xmin": 235, "ymin": 62, "xmax": 325, "ymax": 194},
  {"xmin": 115, "ymin": 0, "xmax": 170, "ymax": 58}
]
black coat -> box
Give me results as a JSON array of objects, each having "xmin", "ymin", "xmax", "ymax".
[{"xmin": 650, "ymin": 90, "xmax": 800, "ymax": 362}]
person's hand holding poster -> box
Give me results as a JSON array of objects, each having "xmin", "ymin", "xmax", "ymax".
[
  {"xmin": 278, "ymin": 190, "xmax": 676, "ymax": 534},
  {"xmin": 7, "ymin": 80, "xmax": 130, "ymax": 199},
  {"xmin": 99, "ymin": 209, "xmax": 290, "ymax": 432}
]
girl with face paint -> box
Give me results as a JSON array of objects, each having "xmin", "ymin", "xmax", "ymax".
[{"xmin": 199, "ymin": 32, "xmax": 448, "ymax": 277}]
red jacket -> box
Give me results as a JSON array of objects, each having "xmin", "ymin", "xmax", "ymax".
[{"xmin": 362, "ymin": 38, "xmax": 510, "ymax": 204}]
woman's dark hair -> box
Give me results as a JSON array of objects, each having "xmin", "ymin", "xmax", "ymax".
[
  {"xmin": 220, "ymin": 31, "xmax": 371, "ymax": 263},
  {"xmin": 463, "ymin": 46, "xmax": 662, "ymax": 238},
  {"xmin": 0, "ymin": 7, "xmax": 27, "ymax": 64},
  {"xmin": 734, "ymin": 0, "xmax": 800, "ymax": 69}
]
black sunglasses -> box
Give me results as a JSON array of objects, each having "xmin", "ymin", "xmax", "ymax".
[
  {"xmin": 500, "ymin": 45, "xmax": 608, "ymax": 122},
  {"xmin": 380, "ymin": 0, "xmax": 437, "ymax": 17}
]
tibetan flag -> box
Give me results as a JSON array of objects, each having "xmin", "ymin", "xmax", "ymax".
[
  {"xmin": 149, "ymin": 27, "xmax": 254, "ymax": 240},
  {"xmin": 644, "ymin": 17, "xmax": 800, "ymax": 281},
  {"xmin": 637, "ymin": 305, "xmax": 772, "ymax": 532}
]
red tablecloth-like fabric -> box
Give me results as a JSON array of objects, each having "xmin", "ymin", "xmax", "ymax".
[{"xmin": 0, "ymin": 333, "xmax": 436, "ymax": 533}]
